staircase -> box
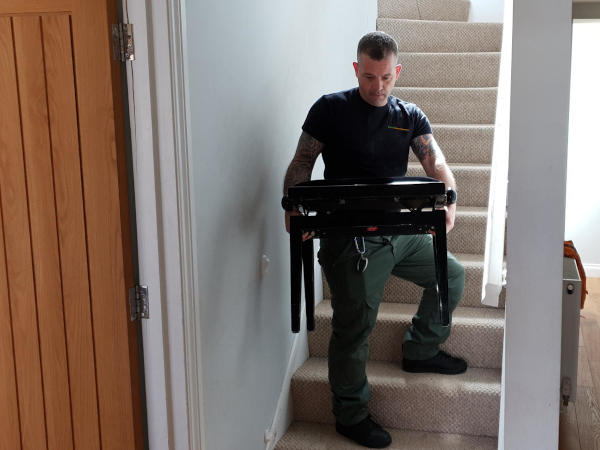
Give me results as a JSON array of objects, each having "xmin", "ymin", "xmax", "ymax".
[{"xmin": 277, "ymin": 1, "xmax": 504, "ymax": 448}]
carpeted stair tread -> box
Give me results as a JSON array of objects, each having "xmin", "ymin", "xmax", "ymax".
[
  {"xmin": 324, "ymin": 253, "xmax": 506, "ymax": 309},
  {"xmin": 378, "ymin": 18, "xmax": 502, "ymax": 53},
  {"xmin": 396, "ymin": 52, "xmax": 500, "ymax": 87},
  {"xmin": 276, "ymin": 421, "xmax": 497, "ymax": 449},
  {"xmin": 292, "ymin": 357, "xmax": 501, "ymax": 436},
  {"xmin": 378, "ymin": 0, "xmax": 471, "ymax": 22},
  {"xmin": 309, "ymin": 302, "xmax": 504, "ymax": 369},
  {"xmin": 420, "ymin": 124, "xmax": 495, "ymax": 164},
  {"xmin": 406, "ymin": 163, "xmax": 490, "ymax": 207},
  {"xmin": 393, "ymin": 87, "xmax": 497, "ymax": 124}
]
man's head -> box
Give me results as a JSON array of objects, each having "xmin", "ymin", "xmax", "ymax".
[{"xmin": 353, "ymin": 31, "xmax": 401, "ymax": 107}]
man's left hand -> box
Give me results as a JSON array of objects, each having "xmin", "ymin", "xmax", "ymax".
[{"xmin": 445, "ymin": 203, "xmax": 456, "ymax": 233}]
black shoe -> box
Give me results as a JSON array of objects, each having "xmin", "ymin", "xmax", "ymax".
[
  {"xmin": 402, "ymin": 350, "xmax": 467, "ymax": 375},
  {"xmin": 335, "ymin": 415, "xmax": 392, "ymax": 448}
]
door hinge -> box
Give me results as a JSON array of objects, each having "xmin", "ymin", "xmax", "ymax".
[
  {"xmin": 112, "ymin": 23, "xmax": 135, "ymax": 62},
  {"xmin": 129, "ymin": 284, "xmax": 149, "ymax": 321}
]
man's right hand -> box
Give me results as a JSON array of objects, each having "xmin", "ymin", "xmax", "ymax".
[{"xmin": 285, "ymin": 210, "xmax": 313, "ymax": 241}]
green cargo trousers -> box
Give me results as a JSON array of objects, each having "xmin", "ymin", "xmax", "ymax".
[{"xmin": 317, "ymin": 234, "xmax": 465, "ymax": 426}]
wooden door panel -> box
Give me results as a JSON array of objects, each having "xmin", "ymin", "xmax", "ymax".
[
  {"xmin": 70, "ymin": 3, "xmax": 139, "ymax": 449},
  {"xmin": 0, "ymin": 17, "xmax": 47, "ymax": 450},
  {"xmin": 0, "ymin": 194, "xmax": 20, "ymax": 450},
  {"xmin": 0, "ymin": 2, "xmax": 72, "ymax": 15},
  {"xmin": 0, "ymin": 3, "xmax": 142, "ymax": 449},
  {"xmin": 42, "ymin": 14, "xmax": 102, "ymax": 450},
  {"xmin": 13, "ymin": 16, "xmax": 74, "ymax": 450}
]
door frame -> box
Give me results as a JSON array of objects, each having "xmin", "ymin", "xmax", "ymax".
[{"xmin": 120, "ymin": 0, "xmax": 203, "ymax": 449}]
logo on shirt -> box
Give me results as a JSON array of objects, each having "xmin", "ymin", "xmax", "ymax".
[{"xmin": 387, "ymin": 125, "xmax": 410, "ymax": 132}]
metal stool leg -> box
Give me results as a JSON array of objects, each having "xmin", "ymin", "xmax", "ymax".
[
  {"xmin": 290, "ymin": 217, "xmax": 302, "ymax": 333},
  {"xmin": 302, "ymin": 238, "xmax": 315, "ymax": 331},
  {"xmin": 431, "ymin": 211, "xmax": 450, "ymax": 326}
]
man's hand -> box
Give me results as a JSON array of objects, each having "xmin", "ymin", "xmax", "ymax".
[
  {"xmin": 430, "ymin": 204, "xmax": 455, "ymax": 236},
  {"xmin": 285, "ymin": 210, "xmax": 313, "ymax": 241},
  {"xmin": 445, "ymin": 203, "xmax": 456, "ymax": 233}
]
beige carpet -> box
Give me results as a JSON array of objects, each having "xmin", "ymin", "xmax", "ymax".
[
  {"xmin": 291, "ymin": 358, "xmax": 501, "ymax": 436},
  {"xmin": 396, "ymin": 52, "xmax": 500, "ymax": 88},
  {"xmin": 378, "ymin": 18, "xmax": 502, "ymax": 53},
  {"xmin": 278, "ymin": 422, "xmax": 496, "ymax": 450},
  {"xmin": 422, "ymin": 125, "xmax": 495, "ymax": 164},
  {"xmin": 277, "ymin": 0, "xmax": 503, "ymax": 447},
  {"xmin": 310, "ymin": 302, "xmax": 504, "ymax": 369},
  {"xmin": 378, "ymin": 0, "xmax": 471, "ymax": 22},
  {"xmin": 392, "ymin": 87, "xmax": 498, "ymax": 124}
]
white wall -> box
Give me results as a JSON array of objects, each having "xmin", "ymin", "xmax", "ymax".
[
  {"xmin": 181, "ymin": 2, "xmax": 376, "ymax": 449},
  {"xmin": 501, "ymin": 0, "xmax": 572, "ymax": 448},
  {"xmin": 565, "ymin": 20, "xmax": 600, "ymax": 277},
  {"xmin": 469, "ymin": 0, "xmax": 504, "ymax": 22}
]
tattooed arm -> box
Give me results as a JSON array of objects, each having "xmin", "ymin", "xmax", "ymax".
[
  {"xmin": 283, "ymin": 131, "xmax": 324, "ymax": 234},
  {"xmin": 284, "ymin": 131, "xmax": 324, "ymax": 194},
  {"xmin": 411, "ymin": 133, "xmax": 457, "ymax": 232}
]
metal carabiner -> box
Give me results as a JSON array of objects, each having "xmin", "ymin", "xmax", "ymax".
[{"xmin": 354, "ymin": 236, "xmax": 369, "ymax": 273}]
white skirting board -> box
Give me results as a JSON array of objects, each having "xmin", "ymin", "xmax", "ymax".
[
  {"xmin": 584, "ymin": 264, "xmax": 600, "ymax": 278},
  {"xmin": 265, "ymin": 250, "xmax": 323, "ymax": 450},
  {"xmin": 264, "ymin": 315, "xmax": 309, "ymax": 450}
]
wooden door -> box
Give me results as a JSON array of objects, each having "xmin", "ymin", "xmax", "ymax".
[{"xmin": 0, "ymin": 1, "xmax": 143, "ymax": 450}]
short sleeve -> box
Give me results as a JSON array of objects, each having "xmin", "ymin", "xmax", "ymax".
[
  {"xmin": 302, "ymin": 96, "xmax": 330, "ymax": 144},
  {"xmin": 411, "ymin": 104, "xmax": 433, "ymax": 139}
]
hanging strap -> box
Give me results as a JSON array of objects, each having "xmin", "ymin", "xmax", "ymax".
[{"xmin": 564, "ymin": 240, "xmax": 588, "ymax": 309}]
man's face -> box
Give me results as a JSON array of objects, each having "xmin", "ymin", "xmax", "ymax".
[{"xmin": 353, "ymin": 52, "xmax": 401, "ymax": 107}]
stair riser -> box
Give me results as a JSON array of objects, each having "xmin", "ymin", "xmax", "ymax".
[
  {"xmin": 378, "ymin": 0, "xmax": 471, "ymax": 22},
  {"xmin": 309, "ymin": 313, "xmax": 504, "ymax": 368},
  {"xmin": 396, "ymin": 53, "xmax": 500, "ymax": 88},
  {"xmin": 292, "ymin": 376, "xmax": 500, "ymax": 436},
  {"xmin": 418, "ymin": 125, "xmax": 495, "ymax": 164},
  {"xmin": 276, "ymin": 422, "xmax": 498, "ymax": 450},
  {"xmin": 323, "ymin": 264, "xmax": 507, "ymax": 308},
  {"xmin": 378, "ymin": 18, "xmax": 503, "ymax": 53},
  {"xmin": 275, "ymin": 422, "xmax": 498, "ymax": 450},
  {"xmin": 450, "ymin": 213, "xmax": 487, "ymax": 254},
  {"xmin": 393, "ymin": 87, "xmax": 497, "ymax": 124},
  {"xmin": 406, "ymin": 165, "xmax": 490, "ymax": 207}
]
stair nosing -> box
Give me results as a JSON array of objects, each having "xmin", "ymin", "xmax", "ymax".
[
  {"xmin": 407, "ymin": 162, "xmax": 491, "ymax": 170},
  {"xmin": 395, "ymin": 86, "xmax": 498, "ymax": 92},
  {"xmin": 377, "ymin": 17, "xmax": 503, "ymax": 26},
  {"xmin": 277, "ymin": 421, "xmax": 498, "ymax": 449},
  {"xmin": 431, "ymin": 123, "xmax": 495, "ymax": 128},
  {"xmin": 316, "ymin": 300, "xmax": 505, "ymax": 322},
  {"xmin": 397, "ymin": 51, "xmax": 501, "ymax": 56},
  {"xmin": 295, "ymin": 357, "xmax": 502, "ymax": 386}
]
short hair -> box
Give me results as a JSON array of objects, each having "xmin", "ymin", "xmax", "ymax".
[{"xmin": 357, "ymin": 31, "xmax": 398, "ymax": 62}]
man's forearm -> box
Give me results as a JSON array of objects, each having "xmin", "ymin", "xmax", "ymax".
[
  {"xmin": 411, "ymin": 133, "xmax": 456, "ymax": 190},
  {"xmin": 284, "ymin": 161, "xmax": 313, "ymax": 195},
  {"xmin": 283, "ymin": 131, "xmax": 324, "ymax": 195},
  {"xmin": 427, "ymin": 163, "xmax": 456, "ymax": 191}
]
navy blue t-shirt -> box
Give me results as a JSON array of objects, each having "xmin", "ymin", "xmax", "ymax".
[{"xmin": 302, "ymin": 87, "xmax": 432, "ymax": 179}]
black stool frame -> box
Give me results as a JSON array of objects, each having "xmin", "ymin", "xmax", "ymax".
[{"xmin": 288, "ymin": 209, "xmax": 450, "ymax": 333}]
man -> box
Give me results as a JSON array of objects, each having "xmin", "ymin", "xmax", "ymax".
[{"xmin": 283, "ymin": 31, "xmax": 466, "ymax": 448}]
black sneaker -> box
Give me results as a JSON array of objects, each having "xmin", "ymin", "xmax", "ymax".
[
  {"xmin": 335, "ymin": 415, "xmax": 392, "ymax": 448},
  {"xmin": 402, "ymin": 350, "xmax": 467, "ymax": 375}
]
